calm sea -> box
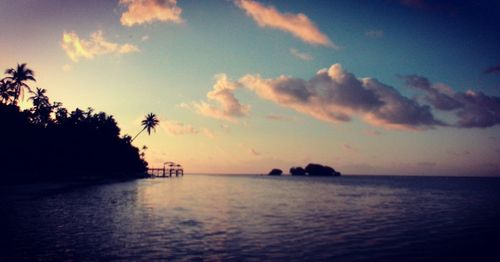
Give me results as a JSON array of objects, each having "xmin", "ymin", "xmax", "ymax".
[{"xmin": 2, "ymin": 175, "xmax": 500, "ymax": 261}]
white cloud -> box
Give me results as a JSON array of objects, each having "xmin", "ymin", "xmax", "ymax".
[
  {"xmin": 119, "ymin": 0, "xmax": 183, "ymax": 26},
  {"xmin": 61, "ymin": 30, "xmax": 139, "ymax": 62}
]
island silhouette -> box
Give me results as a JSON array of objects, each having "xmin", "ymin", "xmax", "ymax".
[
  {"xmin": 268, "ymin": 163, "xmax": 341, "ymax": 176},
  {"xmin": 0, "ymin": 63, "xmax": 159, "ymax": 184}
]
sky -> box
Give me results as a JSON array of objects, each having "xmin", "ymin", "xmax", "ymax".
[{"xmin": 1, "ymin": 0, "xmax": 500, "ymax": 176}]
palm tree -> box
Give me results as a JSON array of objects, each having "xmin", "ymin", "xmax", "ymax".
[
  {"xmin": 131, "ymin": 113, "xmax": 160, "ymax": 142},
  {"xmin": 4, "ymin": 63, "xmax": 36, "ymax": 104},
  {"xmin": 0, "ymin": 79, "xmax": 14, "ymax": 104},
  {"xmin": 28, "ymin": 88, "xmax": 52, "ymax": 125},
  {"xmin": 28, "ymin": 88, "xmax": 50, "ymax": 108}
]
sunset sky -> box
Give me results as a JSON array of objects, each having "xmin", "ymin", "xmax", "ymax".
[{"xmin": 1, "ymin": 0, "xmax": 500, "ymax": 176}]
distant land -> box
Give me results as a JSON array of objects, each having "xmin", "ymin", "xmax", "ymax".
[{"xmin": 268, "ymin": 163, "xmax": 341, "ymax": 176}]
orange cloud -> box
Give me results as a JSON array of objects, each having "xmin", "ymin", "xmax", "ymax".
[
  {"xmin": 61, "ymin": 31, "xmax": 139, "ymax": 62},
  {"xmin": 235, "ymin": 0, "xmax": 335, "ymax": 47},
  {"xmin": 193, "ymin": 74, "xmax": 250, "ymax": 122},
  {"xmin": 119, "ymin": 0, "xmax": 183, "ymax": 26}
]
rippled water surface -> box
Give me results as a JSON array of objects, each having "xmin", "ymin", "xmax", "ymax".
[{"xmin": 2, "ymin": 175, "xmax": 500, "ymax": 261}]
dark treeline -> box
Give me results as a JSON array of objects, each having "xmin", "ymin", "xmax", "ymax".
[
  {"xmin": 268, "ymin": 163, "xmax": 341, "ymax": 176},
  {"xmin": 0, "ymin": 63, "xmax": 152, "ymax": 184}
]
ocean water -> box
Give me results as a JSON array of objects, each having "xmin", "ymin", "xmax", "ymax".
[{"xmin": 2, "ymin": 174, "xmax": 500, "ymax": 261}]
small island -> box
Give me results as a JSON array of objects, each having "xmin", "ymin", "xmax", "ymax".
[
  {"xmin": 268, "ymin": 168, "xmax": 283, "ymax": 176},
  {"xmin": 268, "ymin": 163, "xmax": 341, "ymax": 176}
]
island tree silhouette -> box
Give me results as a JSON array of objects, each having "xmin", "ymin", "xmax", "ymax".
[{"xmin": 0, "ymin": 63, "xmax": 155, "ymax": 184}]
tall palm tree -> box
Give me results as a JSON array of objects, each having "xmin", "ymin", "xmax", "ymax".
[
  {"xmin": 4, "ymin": 63, "xmax": 36, "ymax": 104},
  {"xmin": 131, "ymin": 113, "xmax": 160, "ymax": 142}
]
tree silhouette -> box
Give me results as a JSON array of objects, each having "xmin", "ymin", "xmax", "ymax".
[
  {"xmin": 0, "ymin": 79, "xmax": 14, "ymax": 104},
  {"xmin": 3, "ymin": 63, "xmax": 36, "ymax": 104},
  {"xmin": 132, "ymin": 113, "xmax": 159, "ymax": 142},
  {"xmin": 0, "ymin": 63, "xmax": 148, "ymax": 183},
  {"xmin": 29, "ymin": 88, "xmax": 49, "ymax": 108},
  {"xmin": 28, "ymin": 88, "xmax": 52, "ymax": 125}
]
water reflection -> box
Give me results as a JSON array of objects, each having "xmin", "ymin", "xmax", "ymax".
[{"xmin": 2, "ymin": 175, "xmax": 500, "ymax": 261}]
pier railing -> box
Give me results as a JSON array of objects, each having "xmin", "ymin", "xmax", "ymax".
[{"xmin": 148, "ymin": 167, "xmax": 184, "ymax": 177}]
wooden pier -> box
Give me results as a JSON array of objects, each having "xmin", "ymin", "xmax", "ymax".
[{"xmin": 148, "ymin": 162, "xmax": 184, "ymax": 177}]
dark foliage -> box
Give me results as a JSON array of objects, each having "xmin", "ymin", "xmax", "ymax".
[
  {"xmin": 268, "ymin": 168, "xmax": 283, "ymax": 176},
  {"xmin": 290, "ymin": 166, "xmax": 306, "ymax": 176},
  {"xmin": 0, "ymin": 64, "xmax": 148, "ymax": 184},
  {"xmin": 304, "ymin": 163, "xmax": 341, "ymax": 176},
  {"xmin": 279, "ymin": 163, "xmax": 341, "ymax": 176}
]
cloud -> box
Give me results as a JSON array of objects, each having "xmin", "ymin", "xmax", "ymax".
[
  {"xmin": 289, "ymin": 48, "xmax": 313, "ymax": 61},
  {"xmin": 362, "ymin": 78, "xmax": 445, "ymax": 129},
  {"xmin": 239, "ymin": 64, "xmax": 443, "ymax": 130},
  {"xmin": 365, "ymin": 30, "xmax": 384, "ymax": 38},
  {"xmin": 454, "ymin": 91, "xmax": 500, "ymax": 128},
  {"xmin": 484, "ymin": 64, "xmax": 500, "ymax": 74},
  {"xmin": 403, "ymin": 75, "xmax": 500, "ymax": 128},
  {"xmin": 61, "ymin": 31, "xmax": 139, "ymax": 62},
  {"xmin": 161, "ymin": 119, "xmax": 199, "ymax": 135},
  {"xmin": 119, "ymin": 0, "xmax": 183, "ymax": 26},
  {"xmin": 192, "ymin": 74, "xmax": 250, "ymax": 122},
  {"xmin": 403, "ymin": 75, "xmax": 463, "ymax": 110},
  {"xmin": 235, "ymin": 0, "xmax": 335, "ymax": 47},
  {"xmin": 161, "ymin": 119, "xmax": 216, "ymax": 138},
  {"xmin": 193, "ymin": 64, "xmax": 500, "ymax": 130}
]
